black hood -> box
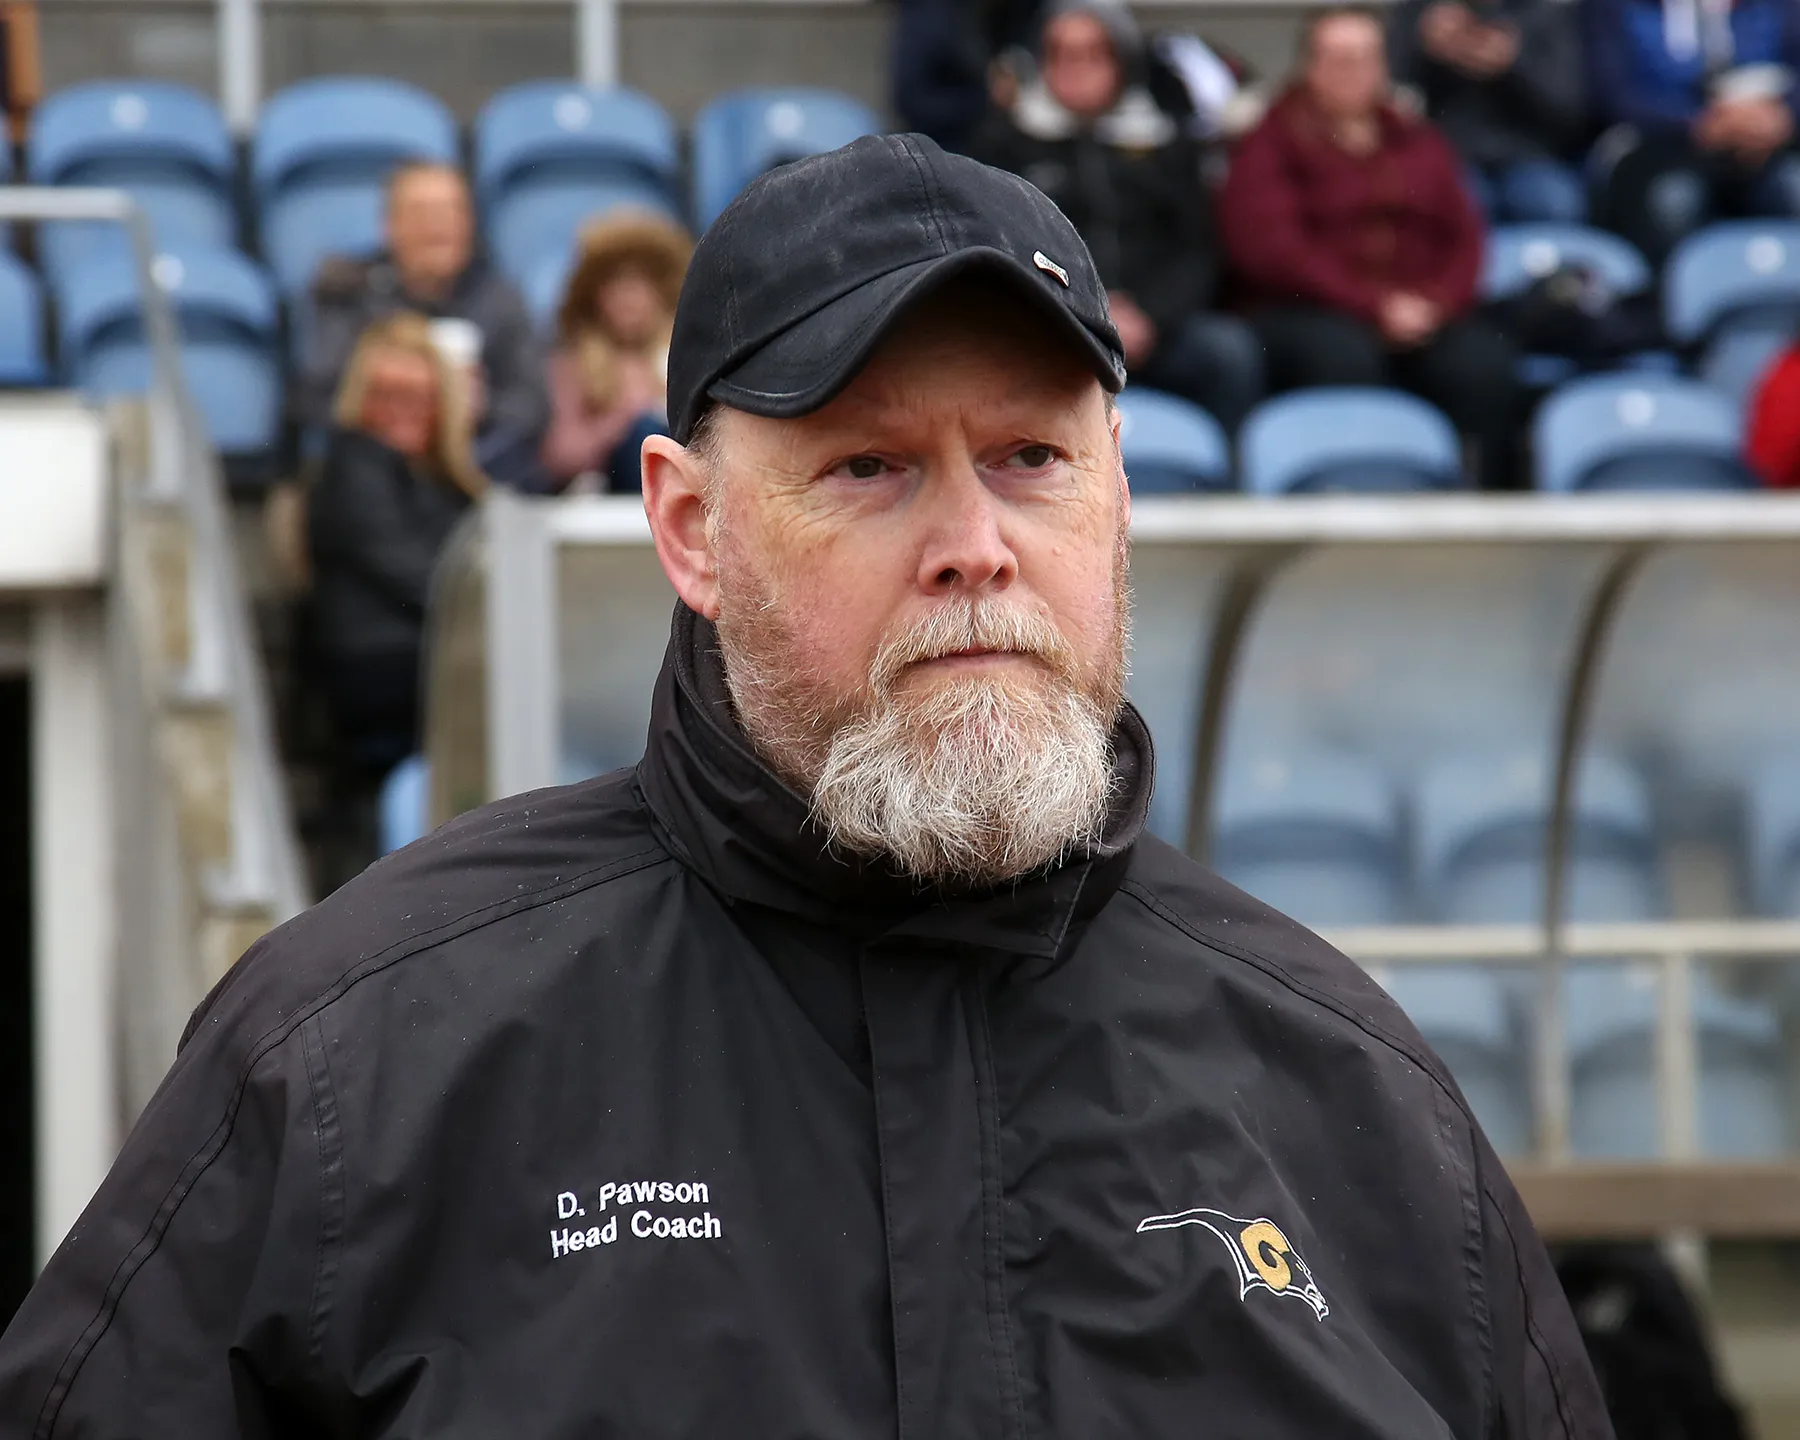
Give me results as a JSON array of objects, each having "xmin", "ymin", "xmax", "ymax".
[{"xmin": 634, "ymin": 603, "xmax": 1153, "ymax": 958}]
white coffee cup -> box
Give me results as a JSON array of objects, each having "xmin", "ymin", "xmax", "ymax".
[{"xmin": 428, "ymin": 317, "xmax": 483, "ymax": 371}]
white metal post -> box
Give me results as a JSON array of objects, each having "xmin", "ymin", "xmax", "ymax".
[
  {"xmin": 486, "ymin": 492, "xmax": 563, "ymax": 801},
  {"xmin": 576, "ymin": 0, "xmax": 621, "ymax": 88},
  {"xmin": 31, "ymin": 596, "xmax": 118, "ymax": 1269},
  {"xmin": 218, "ymin": 0, "xmax": 263, "ymax": 135}
]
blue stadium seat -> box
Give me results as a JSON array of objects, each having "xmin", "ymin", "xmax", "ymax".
[
  {"xmin": 1116, "ymin": 388, "xmax": 1231, "ymax": 493},
  {"xmin": 1482, "ymin": 223, "xmax": 1652, "ymax": 301},
  {"xmin": 1699, "ymin": 326, "xmax": 1791, "ymax": 412},
  {"xmin": 28, "ymin": 81, "xmax": 237, "ymax": 291},
  {"xmin": 1534, "ymin": 374, "xmax": 1753, "ymax": 490},
  {"xmin": 1666, "ymin": 221, "xmax": 1800, "ymax": 345},
  {"xmin": 488, "ymin": 180, "xmax": 678, "ymax": 292},
  {"xmin": 475, "ymin": 83, "xmax": 681, "ymax": 285},
  {"xmin": 1416, "ymin": 751, "xmax": 1661, "ymax": 926},
  {"xmin": 253, "ymin": 77, "xmax": 459, "ymax": 298},
  {"xmin": 379, "ymin": 755, "xmax": 430, "ymax": 856},
  {"xmin": 1667, "ymin": 222, "xmax": 1800, "ymax": 408},
  {"xmin": 1748, "ymin": 754, "xmax": 1800, "ymax": 917},
  {"xmin": 691, "ymin": 88, "xmax": 882, "ymax": 227},
  {"xmin": 1212, "ymin": 747, "xmax": 1406, "ymax": 925},
  {"xmin": 57, "ymin": 245, "xmax": 283, "ymax": 458},
  {"xmin": 0, "ymin": 253, "xmax": 49, "ymax": 386},
  {"xmin": 1415, "ymin": 750, "xmax": 1786, "ymax": 1156},
  {"xmin": 1239, "ymin": 388, "xmax": 1464, "ymax": 493}
]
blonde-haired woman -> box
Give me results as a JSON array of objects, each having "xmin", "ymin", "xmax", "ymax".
[
  {"xmin": 308, "ymin": 312, "xmax": 487, "ymax": 777},
  {"xmin": 540, "ymin": 211, "xmax": 692, "ymax": 491}
]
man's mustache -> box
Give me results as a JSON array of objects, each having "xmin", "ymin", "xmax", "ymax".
[{"xmin": 870, "ymin": 602, "xmax": 1078, "ymax": 693}]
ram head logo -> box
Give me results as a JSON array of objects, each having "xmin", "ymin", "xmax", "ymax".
[{"xmin": 1137, "ymin": 1207, "xmax": 1329, "ymax": 1320}]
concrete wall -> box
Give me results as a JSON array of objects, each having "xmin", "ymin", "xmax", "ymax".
[{"xmin": 37, "ymin": 1, "xmax": 1316, "ymax": 124}]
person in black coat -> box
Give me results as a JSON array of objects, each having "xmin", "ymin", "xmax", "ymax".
[
  {"xmin": 307, "ymin": 311, "xmax": 485, "ymax": 775},
  {"xmin": 1387, "ymin": 0, "xmax": 1588, "ymax": 222},
  {"xmin": 972, "ymin": 0, "xmax": 1265, "ymax": 431},
  {"xmin": 891, "ymin": 0, "xmax": 1046, "ymax": 153}
]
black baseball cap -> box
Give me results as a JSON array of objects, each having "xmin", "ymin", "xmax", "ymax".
[{"xmin": 666, "ymin": 132, "xmax": 1127, "ymax": 444}]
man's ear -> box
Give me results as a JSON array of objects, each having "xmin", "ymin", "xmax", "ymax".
[
  {"xmin": 642, "ymin": 433, "xmax": 721, "ymax": 620},
  {"xmin": 1110, "ymin": 403, "xmax": 1131, "ymax": 527}
]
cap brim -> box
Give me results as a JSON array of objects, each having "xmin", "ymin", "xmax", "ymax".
[{"xmin": 704, "ymin": 247, "xmax": 1126, "ymax": 424}]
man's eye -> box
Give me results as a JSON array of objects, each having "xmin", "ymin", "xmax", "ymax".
[
  {"xmin": 842, "ymin": 456, "xmax": 888, "ymax": 480},
  {"xmin": 1006, "ymin": 445, "xmax": 1057, "ymax": 469}
]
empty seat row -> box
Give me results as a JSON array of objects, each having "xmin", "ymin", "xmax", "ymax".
[
  {"xmin": 1210, "ymin": 746, "xmax": 1796, "ymax": 1158},
  {"xmin": 0, "ymin": 239, "xmax": 282, "ymax": 461},
  {"xmin": 1119, "ymin": 375, "xmax": 1757, "ymax": 494},
  {"xmin": 12, "ymin": 77, "xmax": 881, "ymax": 302}
]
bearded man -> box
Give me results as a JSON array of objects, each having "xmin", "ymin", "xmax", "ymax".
[{"xmin": 0, "ymin": 135, "xmax": 1608, "ymax": 1438}]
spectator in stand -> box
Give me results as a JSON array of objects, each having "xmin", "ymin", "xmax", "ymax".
[
  {"xmin": 308, "ymin": 313, "xmax": 484, "ymax": 776},
  {"xmin": 974, "ymin": 0, "xmax": 1265, "ymax": 432},
  {"xmin": 1222, "ymin": 6, "xmax": 1523, "ymax": 486},
  {"xmin": 1747, "ymin": 337, "xmax": 1800, "ymax": 485},
  {"xmin": 1587, "ymin": 0, "xmax": 1800, "ymax": 264},
  {"xmin": 892, "ymin": 0, "xmax": 1046, "ymax": 153},
  {"xmin": 542, "ymin": 212, "xmax": 691, "ymax": 492},
  {"xmin": 0, "ymin": 2, "xmax": 41, "ymax": 145},
  {"xmin": 1388, "ymin": 0, "xmax": 1587, "ymax": 221},
  {"xmin": 297, "ymin": 162, "xmax": 548, "ymax": 488}
]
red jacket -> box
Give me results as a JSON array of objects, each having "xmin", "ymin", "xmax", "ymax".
[
  {"xmin": 1747, "ymin": 345, "xmax": 1800, "ymax": 487},
  {"xmin": 1221, "ymin": 88, "xmax": 1485, "ymax": 324}
]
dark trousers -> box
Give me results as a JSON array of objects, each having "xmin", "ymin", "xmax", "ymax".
[
  {"xmin": 323, "ymin": 651, "xmax": 422, "ymax": 777},
  {"xmin": 1601, "ymin": 132, "xmax": 1800, "ymax": 265},
  {"xmin": 1250, "ymin": 306, "xmax": 1525, "ymax": 490},
  {"xmin": 1132, "ymin": 313, "xmax": 1267, "ymax": 434}
]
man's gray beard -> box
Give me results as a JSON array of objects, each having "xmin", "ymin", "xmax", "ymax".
[{"xmin": 715, "ymin": 572, "xmax": 1128, "ymax": 889}]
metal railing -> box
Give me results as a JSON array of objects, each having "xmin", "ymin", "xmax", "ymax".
[{"xmin": 0, "ymin": 187, "xmax": 308, "ymax": 981}]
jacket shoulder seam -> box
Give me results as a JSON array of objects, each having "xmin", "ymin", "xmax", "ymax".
[
  {"xmin": 300, "ymin": 1013, "xmax": 347, "ymax": 1376},
  {"xmin": 1481, "ymin": 1168, "xmax": 1581, "ymax": 1437},
  {"xmin": 1118, "ymin": 879, "xmax": 1465, "ymax": 1104},
  {"xmin": 32, "ymin": 843, "xmax": 673, "ymax": 1438}
]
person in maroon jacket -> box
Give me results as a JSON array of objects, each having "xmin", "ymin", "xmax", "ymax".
[{"xmin": 1222, "ymin": 6, "xmax": 1523, "ymax": 487}]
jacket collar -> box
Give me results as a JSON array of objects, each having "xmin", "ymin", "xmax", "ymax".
[
  {"xmin": 634, "ymin": 604, "xmax": 1153, "ymax": 958},
  {"xmin": 1011, "ymin": 79, "xmax": 1178, "ymax": 148}
]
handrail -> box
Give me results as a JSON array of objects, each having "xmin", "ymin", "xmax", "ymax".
[
  {"xmin": 1321, "ymin": 919, "xmax": 1800, "ymax": 960},
  {"xmin": 0, "ymin": 187, "xmax": 308, "ymax": 928}
]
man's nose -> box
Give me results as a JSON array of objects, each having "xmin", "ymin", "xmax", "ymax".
[{"xmin": 915, "ymin": 459, "xmax": 1019, "ymax": 597}]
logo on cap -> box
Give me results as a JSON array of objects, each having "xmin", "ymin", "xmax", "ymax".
[{"xmin": 1033, "ymin": 251, "xmax": 1070, "ymax": 287}]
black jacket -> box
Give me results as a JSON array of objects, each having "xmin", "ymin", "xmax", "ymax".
[
  {"xmin": 307, "ymin": 427, "xmax": 471, "ymax": 665},
  {"xmin": 973, "ymin": 85, "xmax": 1219, "ymax": 336},
  {"xmin": 1387, "ymin": 0, "xmax": 1586, "ymax": 167},
  {"xmin": 0, "ymin": 608, "xmax": 1610, "ymax": 1438}
]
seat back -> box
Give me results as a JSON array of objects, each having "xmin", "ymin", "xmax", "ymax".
[
  {"xmin": 1747, "ymin": 754, "xmax": 1800, "ymax": 916},
  {"xmin": 1534, "ymin": 375, "xmax": 1750, "ymax": 491},
  {"xmin": 1700, "ymin": 323, "xmax": 1792, "ymax": 411},
  {"xmin": 254, "ymin": 77, "xmax": 457, "ymax": 200},
  {"xmin": 487, "ymin": 178, "xmax": 679, "ymax": 289},
  {"xmin": 691, "ymin": 88, "xmax": 882, "ymax": 226},
  {"xmin": 1482, "ymin": 223, "xmax": 1652, "ymax": 301},
  {"xmin": 1665, "ymin": 221, "xmax": 1800, "ymax": 344},
  {"xmin": 1116, "ymin": 387, "xmax": 1231, "ymax": 493},
  {"xmin": 29, "ymin": 81, "xmax": 234, "ymax": 186},
  {"xmin": 0, "ymin": 254, "xmax": 49, "ymax": 385},
  {"xmin": 474, "ymin": 82, "xmax": 677, "ymax": 204},
  {"xmin": 1212, "ymin": 747, "xmax": 1405, "ymax": 926},
  {"xmin": 58, "ymin": 246, "xmax": 280, "ymax": 453},
  {"xmin": 1240, "ymin": 388, "xmax": 1463, "ymax": 494},
  {"xmin": 1415, "ymin": 750, "xmax": 1662, "ymax": 924}
]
